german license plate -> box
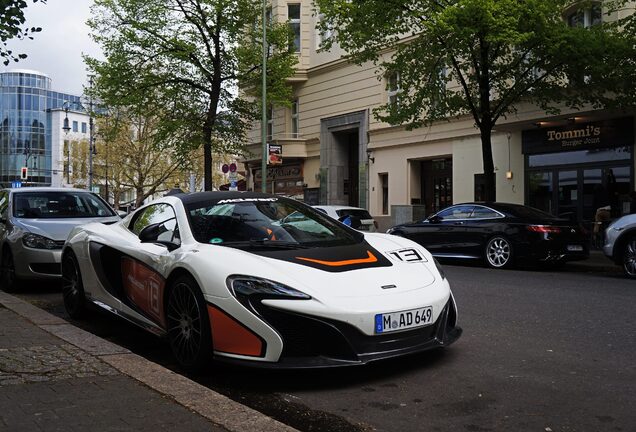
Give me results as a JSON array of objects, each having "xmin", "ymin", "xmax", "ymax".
[
  {"xmin": 375, "ymin": 307, "xmax": 433, "ymax": 334},
  {"xmin": 567, "ymin": 244, "xmax": 583, "ymax": 252}
]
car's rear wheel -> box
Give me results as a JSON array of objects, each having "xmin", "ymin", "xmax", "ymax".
[
  {"xmin": 166, "ymin": 275, "xmax": 212, "ymax": 371},
  {"xmin": 62, "ymin": 252, "xmax": 87, "ymax": 319},
  {"xmin": 0, "ymin": 248, "xmax": 20, "ymax": 293},
  {"xmin": 622, "ymin": 235, "xmax": 636, "ymax": 279},
  {"xmin": 485, "ymin": 236, "xmax": 513, "ymax": 269}
]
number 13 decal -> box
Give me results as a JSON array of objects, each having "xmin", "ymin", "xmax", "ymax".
[{"xmin": 387, "ymin": 248, "xmax": 426, "ymax": 263}]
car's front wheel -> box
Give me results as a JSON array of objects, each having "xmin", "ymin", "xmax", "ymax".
[
  {"xmin": 62, "ymin": 252, "xmax": 87, "ymax": 319},
  {"xmin": 0, "ymin": 248, "xmax": 20, "ymax": 292},
  {"xmin": 485, "ymin": 236, "xmax": 513, "ymax": 269},
  {"xmin": 166, "ymin": 275, "xmax": 212, "ymax": 371},
  {"xmin": 622, "ymin": 235, "xmax": 636, "ymax": 279}
]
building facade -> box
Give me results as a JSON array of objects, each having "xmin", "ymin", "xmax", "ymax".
[
  {"xmin": 0, "ymin": 69, "xmax": 89, "ymax": 188},
  {"xmin": 245, "ymin": 2, "xmax": 636, "ymax": 229}
]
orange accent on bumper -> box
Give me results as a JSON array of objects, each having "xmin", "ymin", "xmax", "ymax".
[
  {"xmin": 207, "ymin": 305, "xmax": 264, "ymax": 357},
  {"xmin": 295, "ymin": 250, "xmax": 378, "ymax": 267}
]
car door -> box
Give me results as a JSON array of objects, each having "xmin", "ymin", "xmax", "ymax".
[
  {"xmin": 407, "ymin": 205, "xmax": 474, "ymax": 255},
  {"xmin": 103, "ymin": 203, "xmax": 180, "ymax": 328},
  {"xmin": 463, "ymin": 205, "xmax": 506, "ymax": 257}
]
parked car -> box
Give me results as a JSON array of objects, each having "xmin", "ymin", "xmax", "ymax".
[
  {"xmin": 62, "ymin": 192, "xmax": 461, "ymax": 370},
  {"xmin": 0, "ymin": 187, "xmax": 120, "ymax": 292},
  {"xmin": 313, "ymin": 205, "xmax": 378, "ymax": 232},
  {"xmin": 603, "ymin": 213, "xmax": 636, "ymax": 278},
  {"xmin": 386, "ymin": 202, "xmax": 589, "ymax": 269}
]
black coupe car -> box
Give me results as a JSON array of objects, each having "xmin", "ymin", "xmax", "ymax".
[{"xmin": 387, "ymin": 203, "xmax": 589, "ymax": 269}]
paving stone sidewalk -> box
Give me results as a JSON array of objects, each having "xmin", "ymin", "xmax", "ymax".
[
  {"xmin": 0, "ymin": 304, "xmax": 225, "ymax": 432},
  {"xmin": 0, "ymin": 291, "xmax": 297, "ymax": 432}
]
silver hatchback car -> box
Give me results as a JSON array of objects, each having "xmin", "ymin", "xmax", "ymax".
[
  {"xmin": 0, "ymin": 187, "xmax": 120, "ymax": 292},
  {"xmin": 603, "ymin": 213, "xmax": 636, "ymax": 279}
]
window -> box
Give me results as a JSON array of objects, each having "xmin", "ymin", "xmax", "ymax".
[
  {"xmin": 317, "ymin": 13, "xmax": 333, "ymax": 47},
  {"xmin": 380, "ymin": 173, "xmax": 389, "ymax": 215},
  {"xmin": 566, "ymin": 3, "xmax": 602, "ymax": 28},
  {"xmin": 387, "ymin": 72, "xmax": 401, "ymax": 108},
  {"xmin": 470, "ymin": 206, "xmax": 503, "ymax": 220},
  {"xmin": 72, "ymin": 121, "xmax": 78, "ymax": 132},
  {"xmin": 291, "ymin": 99, "xmax": 299, "ymax": 138},
  {"xmin": 436, "ymin": 205, "xmax": 475, "ymax": 220},
  {"xmin": 288, "ymin": 4, "xmax": 301, "ymax": 53},
  {"xmin": 130, "ymin": 203, "xmax": 179, "ymax": 247},
  {"xmin": 81, "ymin": 122, "xmax": 87, "ymax": 134},
  {"xmin": 267, "ymin": 105, "xmax": 274, "ymax": 139}
]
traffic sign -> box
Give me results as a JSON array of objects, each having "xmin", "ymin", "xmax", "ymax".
[
  {"xmin": 221, "ymin": 164, "xmax": 229, "ymax": 174},
  {"xmin": 229, "ymin": 162, "xmax": 237, "ymax": 173}
]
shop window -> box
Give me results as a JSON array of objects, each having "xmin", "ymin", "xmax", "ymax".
[{"xmin": 288, "ymin": 4, "xmax": 301, "ymax": 53}]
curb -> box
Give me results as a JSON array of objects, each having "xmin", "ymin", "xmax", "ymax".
[{"xmin": 0, "ymin": 291, "xmax": 299, "ymax": 432}]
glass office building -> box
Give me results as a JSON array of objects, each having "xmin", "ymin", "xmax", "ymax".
[{"xmin": 0, "ymin": 70, "xmax": 82, "ymax": 187}]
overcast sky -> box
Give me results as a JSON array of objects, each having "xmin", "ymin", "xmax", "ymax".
[{"xmin": 3, "ymin": 0, "xmax": 101, "ymax": 96}]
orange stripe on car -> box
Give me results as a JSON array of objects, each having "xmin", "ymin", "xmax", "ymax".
[
  {"xmin": 207, "ymin": 305, "xmax": 264, "ymax": 357},
  {"xmin": 295, "ymin": 250, "xmax": 378, "ymax": 267}
]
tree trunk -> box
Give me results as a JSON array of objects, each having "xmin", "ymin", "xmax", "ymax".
[
  {"xmin": 203, "ymin": 125, "xmax": 212, "ymax": 191},
  {"xmin": 135, "ymin": 188, "xmax": 145, "ymax": 208},
  {"xmin": 480, "ymin": 124, "xmax": 496, "ymax": 202}
]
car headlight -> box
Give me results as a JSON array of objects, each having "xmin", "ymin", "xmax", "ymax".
[
  {"xmin": 22, "ymin": 233, "xmax": 61, "ymax": 250},
  {"xmin": 433, "ymin": 258, "xmax": 446, "ymax": 280},
  {"xmin": 226, "ymin": 276, "xmax": 311, "ymax": 307}
]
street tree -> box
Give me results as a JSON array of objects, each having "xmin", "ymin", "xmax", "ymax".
[
  {"xmin": 85, "ymin": 0, "xmax": 298, "ymax": 191},
  {"xmin": 316, "ymin": 0, "xmax": 619, "ymax": 200},
  {"xmin": 0, "ymin": 0, "xmax": 45, "ymax": 65},
  {"xmin": 90, "ymin": 109, "xmax": 192, "ymax": 208}
]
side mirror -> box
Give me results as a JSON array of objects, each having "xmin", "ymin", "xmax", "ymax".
[
  {"xmin": 338, "ymin": 215, "xmax": 362, "ymax": 230},
  {"xmin": 117, "ymin": 210, "xmax": 127, "ymax": 218},
  {"xmin": 139, "ymin": 222, "xmax": 179, "ymax": 251},
  {"xmin": 139, "ymin": 223, "xmax": 162, "ymax": 243}
]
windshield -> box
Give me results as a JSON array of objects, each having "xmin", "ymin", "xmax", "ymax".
[
  {"xmin": 186, "ymin": 197, "xmax": 363, "ymax": 248},
  {"xmin": 13, "ymin": 191, "xmax": 116, "ymax": 219}
]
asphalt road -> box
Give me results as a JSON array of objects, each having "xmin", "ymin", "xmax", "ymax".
[{"xmin": 15, "ymin": 264, "xmax": 636, "ymax": 432}]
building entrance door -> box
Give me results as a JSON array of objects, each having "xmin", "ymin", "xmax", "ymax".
[{"xmin": 420, "ymin": 158, "xmax": 452, "ymax": 215}]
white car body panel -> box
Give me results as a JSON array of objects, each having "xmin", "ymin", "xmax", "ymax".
[{"xmin": 64, "ymin": 194, "xmax": 460, "ymax": 367}]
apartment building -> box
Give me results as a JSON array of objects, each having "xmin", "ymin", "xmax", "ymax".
[{"xmin": 244, "ymin": 1, "xmax": 636, "ymax": 229}]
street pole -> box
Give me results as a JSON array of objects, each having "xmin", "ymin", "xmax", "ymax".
[
  {"xmin": 88, "ymin": 76, "xmax": 94, "ymax": 191},
  {"xmin": 261, "ymin": 0, "xmax": 267, "ymax": 193}
]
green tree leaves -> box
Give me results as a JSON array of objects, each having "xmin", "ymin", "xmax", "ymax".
[{"xmin": 0, "ymin": 0, "xmax": 45, "ymax": 65}]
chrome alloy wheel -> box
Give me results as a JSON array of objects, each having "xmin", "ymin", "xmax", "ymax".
[
  {"xmin": 486, "ymin": 237, "xmax": 512, "ymax": 268},
  {"xmin": 623, "ymin": 237, "xmax": 636, "ymax": 278}
]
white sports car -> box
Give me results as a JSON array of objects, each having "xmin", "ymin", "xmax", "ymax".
[{"xmin": 63, "ymin": 192, "xmax": 461, "ymax": 370}]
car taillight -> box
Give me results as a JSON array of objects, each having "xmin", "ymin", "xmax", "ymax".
[{"xmin": 527, "ymin": 225, "xmax": 561, "ymax": 234}]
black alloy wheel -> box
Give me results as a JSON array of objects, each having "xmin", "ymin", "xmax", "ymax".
[
  {"xmin": 166, "ymin": 276, "xmax": 212, "ymax": 371},
  {"xmin": 0, "ymin": 248, "xmax": 19, "ymax": 292},
  {"xmin": 62, "ymin": 253, "xmax": 87, "ymax": 319},
  {"xmin": 485, "ymin": 236, "xmax": 513, "ymax": 269},
  {"xmin": 623, "ymin": 236, "xmax": 636, "ymax": 279}
]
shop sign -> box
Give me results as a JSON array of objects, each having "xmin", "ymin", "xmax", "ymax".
[
  {"xmin": 522, "ymin": 117, "xmax": 634, "ymax": 155},
  {"xmin": 254, "ymin": 163, "xmax": 302, "ymax": 180},
  {"xmin": 268, "ymin": 143, "xmax": 282, "ymax": 165}
]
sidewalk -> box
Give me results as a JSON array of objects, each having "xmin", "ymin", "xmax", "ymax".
[{"xmin": 0, "ymin": 292, "xmax": 297, "ymax": 432}]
